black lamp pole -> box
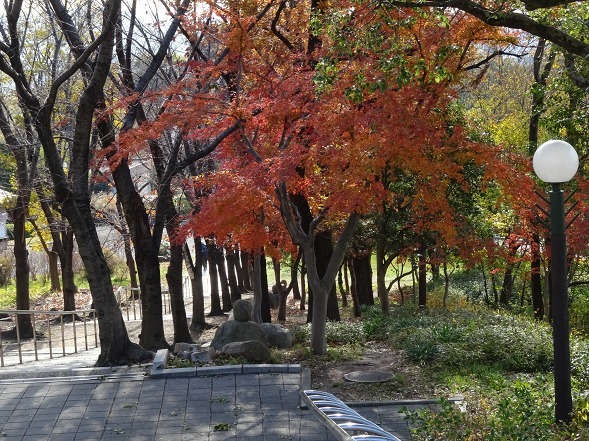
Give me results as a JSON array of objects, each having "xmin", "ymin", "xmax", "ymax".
[{"xmin": 549, "ymin": 182, "xmax": 572, "ymax": 424}]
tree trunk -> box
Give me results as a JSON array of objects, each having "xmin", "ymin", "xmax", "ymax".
[
  {"xmin": 207, "ymin": 241, "xmax": 223, "ymax": 316},
  {"xmin": 443, "ymin": 261, "xmax": 450, "ymax": 308},
  {"xmin": 274, "ymin": 259, "xmax": 288, "ymax": 322},
  {"xmin": 338, "ymin": 265, "xmax": 347, "ymax": 307},
  {"xmin": 214, "ymin": 247, "xmax": 232, "ymax": 311},
  {"xmin": 61, "ymin": 230, "xmax": 76, "ymax": 312},
  {"xmin": 166, "ymin": 243, "xmax": 192, "ymax": 344},
  {"xmin": 226, "ymin": 249, "xmax": 241, "ymax": 302},
  {"xmin": 418, "ymin": 244, "xmax": 427, "ymax": 308},
  {"xmin": 531, "ymin": 234, "xmax": 544, "ymax": 320},
  {"xmin": 48, "ymin": 251, "xmax": 61, "ymax": 293},
  {"xmin": 240, "ymin": 251, "xmax": 252, "ymax": 291},
  {"xmin": 117, "ymin": 199, "xmax": 138, "ymax": 289},
  {"xmin": 376, "ymin": 257, "xmax": 389, "ymax": 314},
  {"xmin": 300, "ymin": 259, "xmax": 306, "ymax": 311},
  {"xmin": 260, "ymin": 253, "xmax": 272, "ymax": 323},
  {"xmin": 348, "ymin": 259, "xmax": 361, "ymax": 317},
  {"xmin": 12, "ymin": 205, "xmax": 33, "ymax": 338},
  {"xmin": 292, "ymin": 254, "xmax": 301, "ymax": 300},
  {"xmin": 183, "ymin": 239, "xmax": 207, "ymax": 331},
  {"xmin": 251, "ymin": 252, "xmax": 263, "ymax": 323},
  {"xmin": 499, "ymin": 264, "xmax": 515, "ymax": 306},
  {"xmin": 351, "ymin": 254, "xmax": 373, "ymax": 306}
]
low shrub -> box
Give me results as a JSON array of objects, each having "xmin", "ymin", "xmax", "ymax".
[
  {"xmin": 402, "ymin": 379, "xmax": 576, "ymax": 440},
  {"xmin": 291, "ymin": 320, "xmax": 365, "ymax": 346}
]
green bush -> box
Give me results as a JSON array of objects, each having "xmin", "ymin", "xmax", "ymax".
[
  {"xmin": 292, "ymin": 320, "xmax": 365, "ymax": 346},
  {"xmin": 402, "ymin": 380, "xmax": 572, "ymax": 441}
]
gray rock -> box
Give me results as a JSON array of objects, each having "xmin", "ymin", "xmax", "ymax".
[
  {"xmin": 191, "ymin": 347, "xmax": 215, "ymax": 363},
  {"xmin": 221, "ymin": 340, "xmax": 271, "ymax": 362},
  {"xmin": 260, "ymin": 323, "xmax": 293, "ymax": 348},
  {"xmin": 174, "ymin": 342, "xmax": 201, "ymax": 354},
  {"xmin": 211, "ymin": 320, "xmax": 268, "ymax": 350},
  {"xmin": 232, "ymin": 299, "xmax": 252, "ymax": 322}
]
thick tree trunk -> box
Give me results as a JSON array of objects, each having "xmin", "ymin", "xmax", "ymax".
[{"xmin": 166, "ymin": 243, "xmax": 192, "ymax": 344}]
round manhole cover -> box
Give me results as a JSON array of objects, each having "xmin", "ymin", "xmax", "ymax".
[{"xmin": 343, "ymin": 370, "xmax": 393, "ymax": 383}]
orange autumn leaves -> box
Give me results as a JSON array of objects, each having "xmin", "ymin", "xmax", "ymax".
[{"xmin": 116, "ymin": 0, "xmax": 530, "ymax": 257}]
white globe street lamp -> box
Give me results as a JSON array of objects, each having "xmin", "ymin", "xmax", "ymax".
[{"xmin": 533, "ymin": 139, "xmax": 579, "ymax": 424}]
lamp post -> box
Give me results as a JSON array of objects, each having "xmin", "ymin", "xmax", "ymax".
[{"xmin": 533, "ymin": 139, "xmax": 579, "ymax": 424}]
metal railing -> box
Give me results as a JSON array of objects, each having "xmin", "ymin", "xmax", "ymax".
[
  {"xmin": 300, "ymin": 390, "xmax": 401, "ymax": 441},
  {"xmin": 117, "ymin": 286, "xmax": 173, "ymax": 319},
  {"xmin": 0, "ymin": 309, "xmax": 98, "ymax": 367}
]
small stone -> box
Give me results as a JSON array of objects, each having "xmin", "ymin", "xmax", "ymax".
[
  {"xmin": 191, "ymin": 347, "xmax": 215, "ymax": 363},
  {"xmin": 174, "ymin": 342, "xmax": 201, "ymax": 354}
]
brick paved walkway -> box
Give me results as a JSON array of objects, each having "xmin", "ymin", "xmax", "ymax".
[{"xmin": 0, "ymin": 370, "xmax": 417, "ymax": 440}]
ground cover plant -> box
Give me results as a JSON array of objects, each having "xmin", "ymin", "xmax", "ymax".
[{"xmin": 359, "ymin": 303, "xmax": 589, "ymax": 439}]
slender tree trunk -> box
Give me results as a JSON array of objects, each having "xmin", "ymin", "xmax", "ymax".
[
  {"xmin": 348, "ymin": 259, "xmax": 361, "ymax": 317},
  {"xmin": 499, "ymin": 264, "xmax": 515, "ymax": 306},
  {"xmin": 61, "ymin": 230, "xmax": 76, "ymax": 312},
  {"xmin": 226, "ymin": 249, "xmax": 241, "ymax": 302},
  {"xmin": 300, "ymin": 259, "xmax": 306, "ymax": 311},
  {"xmin": 531, "ymin": 234, "xmax": 544, "ymax": 320},
  {"xmin": 260, "ymin": 254, "xmax": 272, "ymax": 323},
  {"xmin": 212, "ymin": 246, "xmax": 232, "ymax": 312},
  {"xmin": 117, "ymin": 199, "xmax": 138, "ymax": 289},
  {"xmin": 292, "ymin": 255, "xmax": 301, "ymax": 300},
  {"xmin": 443, "ymin": 261, "xmax": 449, "ymax": 308},
  {"xmin": 338, "ymin": 265, "xmax": 347, "ymax": 307},
  {"xmin": 251, "ymin": 252, "xmax": 263, "ymax": 323},
  {"xmin": 184, "ymin": 239, "xmax": 207, "ymax": 331},
  {"xmin": 418, "ymin": 244, "xmax": 427, "ymax": 308},
  {"xmin": 352, "ymin": 254, "xmax": 373, "ymax": 307},
  {"xmin": 207, "ymin": 241, "xmax": 223, "ymax": 316},
  {"xmin": 48, "ymin": 251, "xmax": 61, "ymax": 293},
  {"xmin": 166, "ymin": 243, "xmax": 192, "ymax": 344},
  {"xmin": 240, "ymin": 251, "xmax": 252, "ymax": 291},
  {"xmin": 233, "ymin": 249, "xmax": 245, "ymax": 293}
]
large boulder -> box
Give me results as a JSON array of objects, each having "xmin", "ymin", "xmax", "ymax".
[
  {"xmin": 260, "ymin": 323, "xmax": 293, "ymax": 349},
  {"xmin": 232, "ymin": 299, "xmax": 252, "ymax": 322},
  {"xmin": 211, "ymin": 320, "xmax": 268, "ymax": 351},
  {"xmin": 221, "ymin": 340, "xmax": 271, "ymax": 363}
]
